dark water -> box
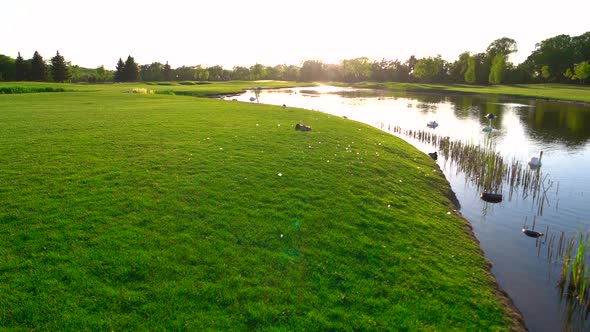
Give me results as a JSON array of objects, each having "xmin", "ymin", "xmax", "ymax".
[{"xmin": 230, "ymin": 86, "xmax": 590, "ymax": 331}]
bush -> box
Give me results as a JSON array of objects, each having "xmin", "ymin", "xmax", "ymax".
[{"xmin": 0, "ymin": 86, "xmax": 70, "ymax": 94}]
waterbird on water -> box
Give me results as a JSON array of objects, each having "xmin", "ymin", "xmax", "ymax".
[
  {"xmin": 528, "ymin": 151, "xmax": 543, "ymax": 168},
  {"xmin": 522, "ymin": 228, "xmax": 544, "ymax": 238}
]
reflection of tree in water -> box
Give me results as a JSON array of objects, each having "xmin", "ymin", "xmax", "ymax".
[
  {"xmin": 415, "ymin": 102, "xmax": 438, "ymax": 112},
  {"xmin": 519, "ymin": 101, "xmax": 590, "ymax": 146}
]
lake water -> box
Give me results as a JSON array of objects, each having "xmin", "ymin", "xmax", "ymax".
[{"xmin": 229, "ymin": 86, "xmax": 590, "ymax": 331}]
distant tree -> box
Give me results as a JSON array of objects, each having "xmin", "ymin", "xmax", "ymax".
[
  {"xmin": 173, "ymin": 66, "xmax": 196, "ymax": 81},
  {"xmin": 163, "ymin": 61, "xmax": 172, "ymax": 81},
  {"xmin": 0, "ymin": 54, "xmax": 16, "ymax": 81},
  {"xmin": 30, "ymin": 51, "xmax": 47, "ymax": 81},
  {"xmin": 371, "ymin": 59, "xmax": 393, "ymax": 82},
  {"xmin": 564, "ymin": 68, "xmax": 574, "ymax": 80},
  {"xmin": 541, "ymin": 65, "xmax": 551, "ymax": 81},
  {"xmin": 50, "ymin": 51, "xmax": 69, "ymax": 82},
  {"xmin": 300, "ymin": 60, "xmax": 324, "ymax": 81},
  {"xmin": 572, "ymin": 32, "xmax": 590, "ymax": 64},
  {"xmin": 194, "ymin": 65, "xmax": 209, "ymax": 81},
  {"xmin": 525, "ymin": 34, "xmax": 576, "ymax": 82},
  {"xmin": 464, "ymin": 56, "xmax": 476, "ymax": 84},
  {"xmin": 266, "ymin": 64, "xmax": 285, "ymax": 80},
  {"xmin": 449, "ymin": 52, "xmax": 470, "ymax": 83},
  {"xmin": 96, "ymin": 65, "xmax": 112, "ymax": 82},
  {"xmin": 139, "ymin": 62, "xmax": 164, "ymax": 81},
  {"xmin": 15, "ymin": 52, "xmax": 28, "ymax": 81},
  {"xmin": 405, "ymin": 55, "xmax": 418, "ymax": 76},
  {"xmin": 472, "ymin": 53, "xmax": 489, "ymax": 85},
  {"xmin": 486, "ymin": 37, "xmax": 518, "ymax": 59},
  {"xmin": 207, "ymin": 65, "xmax": 224, "ymax": 81},
  {"xmin": 413, "ymin": 56, "xmax": 447, "ymax": 83},
  {"xmin": 283, "ymin": 65, "xmax": 300, "ymax": 81},
  {"xmin": 123, "ymin": 55, "xmax": 139, "ymax": 82},
  {"xmin": 341, "ymin": 57, "xmax": 371, "ymax": 82},
  {"xmin": 488, "ymin": 54, "xmax": 505, "ymax": 84},
  {"xmin": 114, "ymin": 58, "xmax": 125, "ymax": 82},
  {"xmin": 320, "ymin": 63, "xmax": 340, "ymax": 81},
  {"xmin": 231, "ymin": 66, "xmax": 250, "ymax": 80},
  {"xmin": 572, "ymin": 61, "xmax": 590, "ymax": 84},
  {"xmin": 249, "ymin": 63, "xmax": 266, "ymax": 80}
]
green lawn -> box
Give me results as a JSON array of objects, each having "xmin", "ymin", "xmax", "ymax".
[
  {"xmin": 350, "ymin": 82, "xmax": 590, "ymax": 104},
  {"xmin": 0, "ymin": 82, "xmax": 518, "ymax": 330}
]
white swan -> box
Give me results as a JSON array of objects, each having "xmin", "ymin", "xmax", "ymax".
[{"xmin": 528, "ymin": 151, "xmax": 543, "ymax": 168}]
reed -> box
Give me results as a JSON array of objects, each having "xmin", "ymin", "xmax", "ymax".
[
  {"xmin": 555, "ymin": 233, "xmax": 590, "ymax": 309},
  {"xmin": 392, "ymin": 126, "xmax": 550, "ymax": 206}
]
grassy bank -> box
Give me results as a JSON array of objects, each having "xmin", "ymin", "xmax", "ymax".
[
  {"xmin": 349, "ymin": 82, "xmax": 590, "ymax": 104},
  {"xmin": 0, "ymin": 82, "xmax": 517, "ymax": 330}
]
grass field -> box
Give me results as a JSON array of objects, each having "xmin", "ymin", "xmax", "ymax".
[
  {"xmin": 0, "ymin": 82, "xmax": 517, "ymax": 330},
  {"xmin": 350, "ymin": 82, "xmax": 590, "ymax": 104}
]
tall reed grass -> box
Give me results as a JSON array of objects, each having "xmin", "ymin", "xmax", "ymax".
[{"xmin": 392, "ymin": 126, "xmax": 551, "ymax": 206}]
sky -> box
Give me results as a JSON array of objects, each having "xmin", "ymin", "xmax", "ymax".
[{"xmin": 2, "ymin": 0, "xmax": 589, "ymax": 70}]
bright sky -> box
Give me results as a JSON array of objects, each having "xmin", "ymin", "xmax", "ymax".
[{"xmin": 2, "ymin": 0, "xmax": 588, "ymax": 70}]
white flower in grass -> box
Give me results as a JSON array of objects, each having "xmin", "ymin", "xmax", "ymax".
[{"xmin": 278, "ymin": 173, "xmax": 283, "ymax": 177}]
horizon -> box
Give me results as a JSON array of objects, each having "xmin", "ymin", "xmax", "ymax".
[{"xmin": 2, "ymin": 0, "xmax": 589, "ymax": 70}]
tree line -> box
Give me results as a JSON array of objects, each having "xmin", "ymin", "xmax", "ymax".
[{"xmin": 1, "ymin": 32, "xmax": 588, "ymax": 85}]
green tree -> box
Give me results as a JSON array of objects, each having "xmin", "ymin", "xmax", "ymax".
[
  {"xmin": 300, "ymin": 60, "xmax": 324, "ymax": 82},
  {"xmin": 95, "ymin": 65, "xmax": 111, "ymax": 82},
  {"xmin": 0, "ymin": 54, "xmax": 16, "ymax": 81},
  {"xmin": 194, "ymin": 65, "xmax": 209, "ymax": 81},
  {"xmin": 572, "ymin": 61, "xmax": 590, "ymax": 84},
  {"xmin": 266, "ymin": 65, "xmax": 285, "ymax": 80},
  {"xmin": 249, "ymin": 63, "xmax": 266, "ymax": 80},
  {"xmin": 283, "ymin": 65, "xmax": 300, "ymax": 81},
  {"xmin": 488, "ymin": 54, "xmax": 505, "ymax": 84},
  {"xmin": 123, "ymin": 55, "xmax": 139, "ymax": 82},
  {"xmin": 114, "ymin": 58, "xmax": 125, "ymax": 82},
  {"xmin": 30, "ymin": 51, "xmax": 47, "ymax": 81},
  {"xmin": 541, "ymin": 65, "xmax": 551, "ymax": 81},
  {"xmin": 139, "ymin": 62, "xmax": 164, "ymax": 81},
  {"xmin": 15, "ymin": 52, "xmax": 28, "ymax": 81},
  {"xmin": 486, "ymin": 37, "xmax": 518, "ymax": 58},
  {"xmin": 207, "ymin": 65, "xmax": 224, "ymax": 81},
  {"xmin": 564, "ymin": 68, "xmax": 574, "ymax": 80},
  {"xmin": 341, "ymin": 57, "xmax": 371, "ymax": 82},
  {"xmin": 163, "ymin": 62, "xmax": 172, "ymax": 81},
  {"xmin": 231, "ymin": 66, "xmax": 250, "ymax": 80},
  {"xmin": 449, "ymin": 52, "xmax": 470, "ymax": 83},
  {"xmin": 413, "ymin": 56, "xmax": 447, "ymax": 83},
  {"xmin": 525, "ymin": 34, "xmax": 576, "ymax": 82},
  {"xmin": 464, "ymin": 56, "xmax": 476, "ymax": 83},
  {"xmin": 50, "ymin": 51, "xmax": 69, "ymax": 82}
]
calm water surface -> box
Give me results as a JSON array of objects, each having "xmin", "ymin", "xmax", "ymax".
[{"xmin": 231, "ymin": 86, "xmax": 590, "ymax": 331}]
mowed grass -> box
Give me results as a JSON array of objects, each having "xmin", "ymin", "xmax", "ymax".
[
  {"xmin": 352, "ymin": 82, "xmax": 590, "ymax": 104},
  {"xmin": 0, "ymin": 84, "xmax": 514, "ymax": 330}
]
